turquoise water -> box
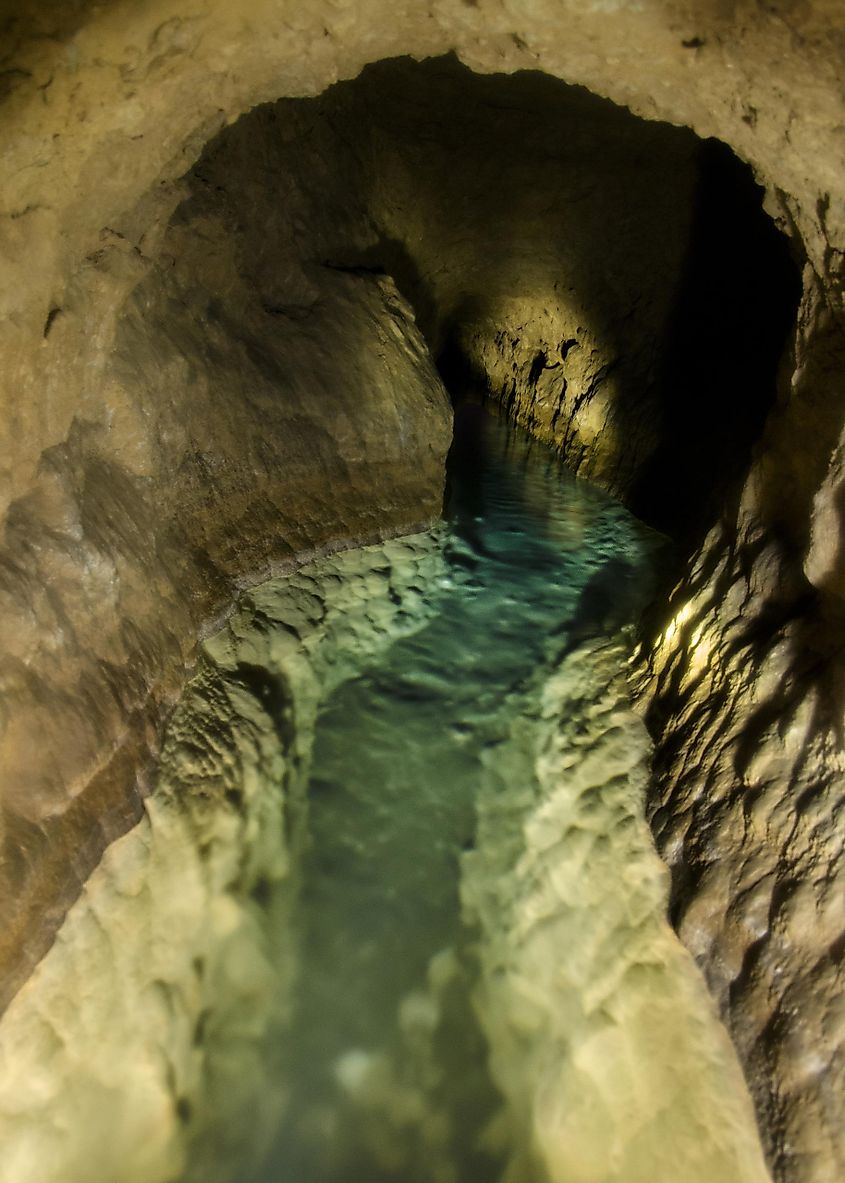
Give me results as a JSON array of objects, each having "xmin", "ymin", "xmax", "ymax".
[{"xmin": 251, "ymin": 404, "xmax": 663, "ymax": 1182}]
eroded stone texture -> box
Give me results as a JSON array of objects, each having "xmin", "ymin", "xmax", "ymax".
[
  {"xmin": 628, "ymin": 260, "xmax": 845, "ymax": 1183},
  {"xmin": 635, "ymin": 507, "xmax": 845, "ymax": 1180},
  {"xmin": 1, "ymin": 3, "xmax": 845, "ymax": 1181},
  {"xmin": 464, "ymin": 637, "xmax": 772, "ymax": 1183},
  {"xmin": 0, "ymin": 197, "xmax": 451, "ymax": 1010},
  {"xmin": 0, "ymin": 531, "xmax": 446, "ymax": 1183}
]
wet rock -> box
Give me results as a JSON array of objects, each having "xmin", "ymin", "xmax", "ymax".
[
  {"xmin": 0, "ymin": 5, "xmax": 844, "ymax": 1180},
  {"xmin": 0, "ymin": 532, "xmax": 445, "ymax": 1183},
  {"xmin": 464, "ymin": 636, "xmax": 772, "ymax": 1183}
]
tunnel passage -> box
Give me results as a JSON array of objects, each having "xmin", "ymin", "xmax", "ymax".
[
  {"xmin": 0, "ymin": 46, "xmax": 811, "ymax": 1183},
  {"xmin": 153, "ymin": 53, "xmax": 800, "ymax": 533},
  {"xmin": 0, "ymin": 405, "xmax": 775, "ymax": 1183}
]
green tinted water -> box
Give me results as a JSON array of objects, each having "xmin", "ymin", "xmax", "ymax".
[
  {"xmin": 0, "ymin": 408, "xmax": 774, "ymax": 1183},
  {"xmin": 253, "ymin": 405, "xmax": 663, "ymax": 1182}
]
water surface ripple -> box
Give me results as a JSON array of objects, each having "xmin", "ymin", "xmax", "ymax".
[{"xmin": 261, "ymin": 404, "xmax": 663, "ymax": 1182}]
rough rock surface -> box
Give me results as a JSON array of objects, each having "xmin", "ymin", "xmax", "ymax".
[
  {"xmin": 1, "ymin": 3, "xmax": 845, "ymax": 1182},
  {"xmin": 463, "ymin": 635, "xmax": 772, "ymax": 1183},
  {"xmin": 0, "ymin": 181, "xmax": 451, "ymax": 1009},
  {"xmin": 635, "ymin": 505, "xmax": 845, "ymax": 1182},
  {"xmin": 0, "ymin": 534, "xmax": 773, "ymax": 1183},
  {"xmin": 264, "ymin": 59, "xmax": 701, "ymax": 497},
  {"xmin": 0, "ymin": 531, "xmax": 446, "ymax": 1183}
]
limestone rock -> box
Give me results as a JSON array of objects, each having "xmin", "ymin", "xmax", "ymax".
[
  {"xmin": 1, "ymin": 4, "xmax": 845, "ymax": 1181},
  {"xmin": 0, "ymin": 531, "xmax": 446, "ymax": 1183}
]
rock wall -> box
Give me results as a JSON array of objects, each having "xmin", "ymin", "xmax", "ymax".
[
  {"xmin": 633, "ymin": 280, "xmax": 845, "ymax": 1181},
  {"xmin": 463, "ymin": 634, "xmax": 772, "ymax": 1183},
  {"xmin": 0, "ymin": 531, "xmax": 448, "ymax": 1183},
  {"xmin": 1, "ymin": 3, "xmax": 845, "ymax": 1182},
  {"xmin": 0, "ymin": 140, "xmax": 453, "ymax": 1011}
]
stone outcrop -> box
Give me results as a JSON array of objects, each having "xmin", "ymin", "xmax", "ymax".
[
  {"xmin": 463, "ymin": 634, "xmax": 772, "ymax": 1183},
  {"xmin": 0, "ymin": 532, "xmax": 447, "ymax": 1183},
  {"xmin": 1, "ymin": 3, "xmax": 845, "ymax": 1181}
]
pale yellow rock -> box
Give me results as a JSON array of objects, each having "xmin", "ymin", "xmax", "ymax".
[
  {"xmin": 0, "ymin": 4, "xmax": 844, "ymax": 1181},
  {"xmin": 0, "ymin": 531, "xmax": 445, "ymax": 1183},
  {"xmin": 464, "ymin": 638, "xmax": 773, "ymax": 1183}
]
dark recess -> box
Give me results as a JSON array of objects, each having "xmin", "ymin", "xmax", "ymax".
[{"xmin": 629, "ymin": 138, "xmax": 802, "ymax": 538}]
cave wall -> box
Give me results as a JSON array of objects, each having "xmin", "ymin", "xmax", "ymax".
[
  {"xmin": 0, "ymin": 117, "xmax": 453, "ymax": 1011},
  {"xmin": 194, "ymin": 58, "xmax": 704, "ymax": 492},
  {"xmin": 2, "ymin": 4, "xmax": 845, "ymax": 1182},
  {"xmin": 0, "ymin": 33, "xmax": 708, "ymax": 1017},
  {"xmin": 633, "ymin": 280, "xmax": 845, "ymax": 1181},
  {"xmin": 287, "ymin": 58, "xmax": 701, "ymax": 497}
]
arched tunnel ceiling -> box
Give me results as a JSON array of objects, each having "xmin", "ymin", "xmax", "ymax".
[
  {"xmin": 1, "ymin": 5, "xmax": 845, "ymax": 1183},
  {"xmin": 2, "ymin": 0, "xmax": 843, "ymax": 557},
  {"xmin": 1, "ymin": 0, "xmax": 843, "ymax": 330}
]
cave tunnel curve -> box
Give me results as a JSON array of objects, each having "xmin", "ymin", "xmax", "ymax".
[
  {"xmin": 169, "ymin": 52, "xmax": 805, "ymax": 584},
  {"xmin": 161, "ymin": 51, "xmax": 802, "ymax": 538},
  {"xmin": 0, "ymin": 36, "xmax": 831, "ymax": 1183}
]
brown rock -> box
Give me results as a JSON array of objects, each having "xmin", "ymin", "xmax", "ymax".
[{"xmin": 1, "ymin": 5, "xmax": 844, "ymax": 1181}]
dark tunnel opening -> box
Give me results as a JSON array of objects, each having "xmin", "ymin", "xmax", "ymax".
[
  {"xmin": 627, "ymin": 136, "xmax": 803, "ymax": 538},
  {"xmin": 184, "ymin": 51, "xmax": 802, "ymax": 549}
]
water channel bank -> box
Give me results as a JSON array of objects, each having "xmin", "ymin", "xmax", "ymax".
[{"xmin": 0, "ymin": 407, "xmax": 770, "ymax": 1183}]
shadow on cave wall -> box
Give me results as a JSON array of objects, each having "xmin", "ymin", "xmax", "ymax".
[
  {"xmin": 178, "ymin": 52, "xmax": 802, "ymax": 561},
  {"xmin": 203, "ymin": 55, "xmax": 697, "ymax": 488},
  {"xmin": 628, "ymin": 137, "xmax": 802, "ymax": 538},
  {"xmin": 328, "ymin": 57, "xmax": 801, "ymax": 548}
]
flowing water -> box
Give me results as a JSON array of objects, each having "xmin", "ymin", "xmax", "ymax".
[
  {"xmin": 254, "ymin": 403, "xmax": 665, "ymax": 1182},
  {"xmin": 0, "ymin": 404, "xmax": 773, "ymax": 1183}
]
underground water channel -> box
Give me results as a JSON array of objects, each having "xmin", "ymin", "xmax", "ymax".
[
  {"xmin": 0, "ymin": 398, "xmax": 774, "ymax": 1183},
  {"xmin": 221, "ymin": 400, "xmax": 770, "ymax": 1183},
  {"xmin": 248, "ymin": 401, "xmax": 663, "ymax": 1182}
]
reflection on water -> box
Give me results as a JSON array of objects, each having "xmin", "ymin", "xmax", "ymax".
[
  {"xmin": 256, "ymin": 403, "xmax": 663, "ymax": 1183},
  {"xmin": 0, "ymin": 406, "xmax": 772, "ymax": 1183}
]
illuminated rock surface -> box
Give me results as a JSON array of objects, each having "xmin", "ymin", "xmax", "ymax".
[
  {"xmin": 0, "ymin": 527, "xmax": 448, "ymax": 1183},
  {"xmin": 1, "ymin": 5, "xmax": 844, "ymax": 1181},
  {"xmin": 0, "ymin": 411, "xmax": 770, "ymax": 1183}
]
